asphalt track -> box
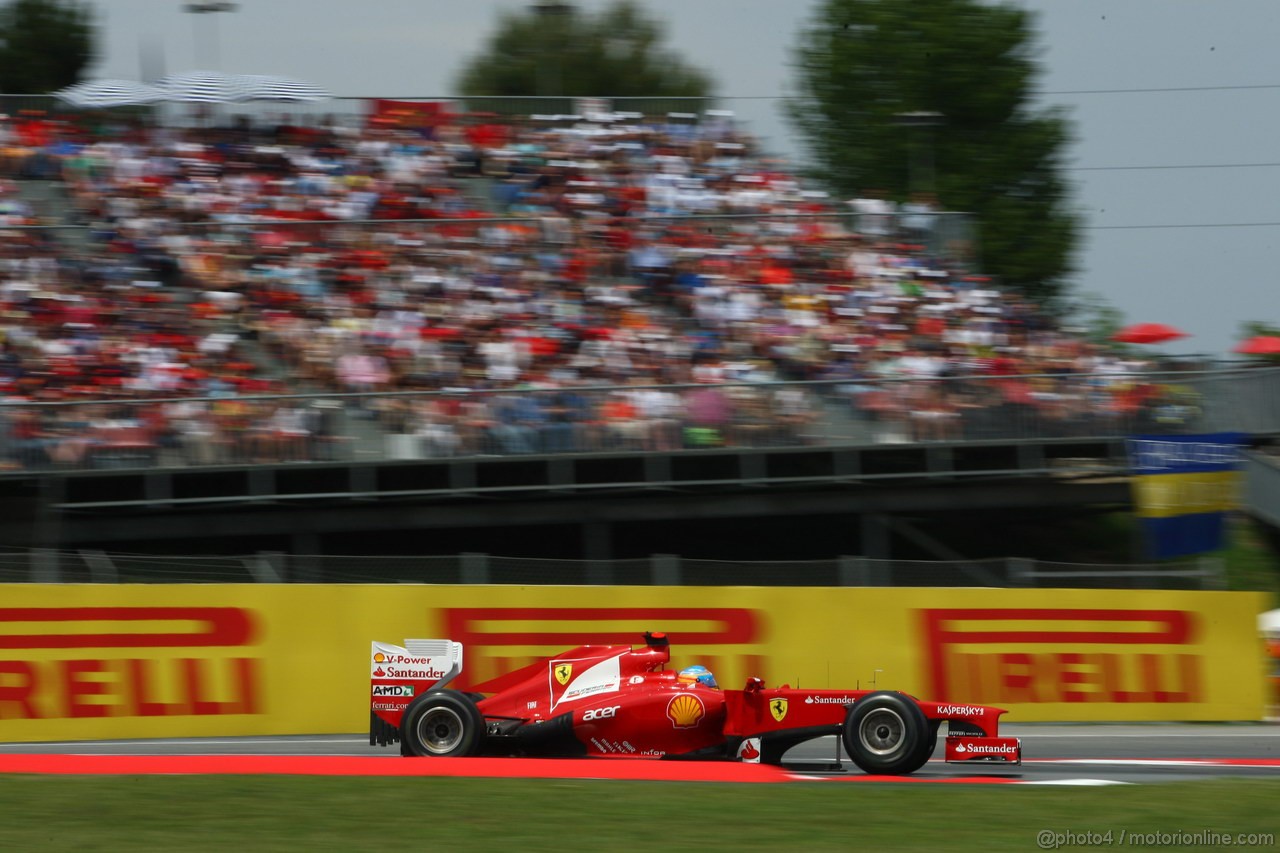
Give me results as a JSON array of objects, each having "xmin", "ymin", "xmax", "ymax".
[{"xmin": 2, "ymin": 723, "xmax": 1278, "ymax": 785}]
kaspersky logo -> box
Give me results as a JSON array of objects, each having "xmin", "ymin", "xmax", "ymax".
[
  {"xmin": 769, "ymin": 698, "xmax": 788, "ymax": 722},
  {"xmin": 554, "ymin": 663, "xmax": 573, "ymax": 686}
]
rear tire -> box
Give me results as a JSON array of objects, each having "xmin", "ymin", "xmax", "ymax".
[
  {"xmin": 400, "ymin": 691, "xmax": 485, "ymax": 757},
  {"xmin": 842, "ymin": 692, "xmax": 929, "ymax": 775}
]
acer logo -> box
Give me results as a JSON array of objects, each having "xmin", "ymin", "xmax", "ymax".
[{"xmin": 582, "ymin": 705, "xmax": 620, "ymax": 722}]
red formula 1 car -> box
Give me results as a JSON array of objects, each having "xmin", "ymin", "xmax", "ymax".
[{"xmin": 368, "ymin": 632, "xmax": 1021, "ymax": 774}]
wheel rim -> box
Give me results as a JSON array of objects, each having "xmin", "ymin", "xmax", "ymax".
[
  {"xmin": 858, "ymin": 707, "xmax": 906, "ymax": 756},
  {"xmin": 416, "ymin": 706, "xmax": 465, "ymax": 755}
]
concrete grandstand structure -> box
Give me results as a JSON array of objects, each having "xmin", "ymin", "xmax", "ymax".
[{"xmin": 0, "ymin": 102, "xmax": 1277, "ymax": 572}]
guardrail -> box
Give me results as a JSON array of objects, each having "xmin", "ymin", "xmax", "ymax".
[
  {"xmin": 1, "ymin": 367, "xmax": 1277, "ymax": 474},
  {"xmin": 0, "ymin": 93, "xmax": 807, "ymax": 161},
  {"xmin": 0, "ymin": 546, "xmax": 1226, "ymax": 589}
]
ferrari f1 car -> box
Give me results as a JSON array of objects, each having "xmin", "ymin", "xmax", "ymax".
[{"xmin": 368, "ymin": 632, "xmax": 1021, "ymax": 774}]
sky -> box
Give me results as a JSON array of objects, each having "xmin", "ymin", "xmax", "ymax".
[{"xmin": 81, "ymin": 0, "xmax": 1280, "ymax": 359}]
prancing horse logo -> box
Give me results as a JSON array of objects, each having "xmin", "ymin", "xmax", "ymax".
[
  {"xmin": 554, "ymin": 663, "xmax": 573, "ymax": 686},
  {"xmin": 770, "ymin": 698, "xmax": 788, "ymax": 722}
]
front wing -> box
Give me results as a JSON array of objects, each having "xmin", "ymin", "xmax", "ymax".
[{"xmin": 724, "ymin": 685, "xmax": 1021, "ymax": 766}]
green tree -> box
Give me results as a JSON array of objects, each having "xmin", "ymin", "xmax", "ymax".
[
  {"xmin": 0, "ymin": 0, "xmax": 93, "ymax": 94},
  {"xmin": 1240, "ymin": 320, "xmax": 1280, "ymax": 339},
  {"xmin": 1237, "ymin": 320, "xmax": 1280, "ymax": 361},
  {"xmin": 790, "ymin": 0, "xmax": 1078, "ymax": 305},
  {"xmin": 455, "ymin": 1, "xmax": 713, "ymax": 101}
]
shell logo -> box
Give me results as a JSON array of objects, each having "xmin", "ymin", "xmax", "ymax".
[
  {"xmin": 666, "ymin": 693, "xmax": 705, "ymax": 729},
  {"xmin": 373, "ymin": 653, "xmax": 386, "ymax": 663}
]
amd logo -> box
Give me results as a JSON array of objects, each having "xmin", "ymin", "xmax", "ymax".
[{"xmin": 372, "ymin": 685, "xmax": 414, "ymax": 697}]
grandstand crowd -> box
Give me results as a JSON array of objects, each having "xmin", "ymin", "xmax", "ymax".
[{"xmin": 0, "ymin": 105, "xmax": 1191, "ymax": 469}]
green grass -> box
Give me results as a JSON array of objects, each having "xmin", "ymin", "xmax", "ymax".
[{"xmin": 1, "ymin": 776, "xmax": 1277, "ymax": 852}]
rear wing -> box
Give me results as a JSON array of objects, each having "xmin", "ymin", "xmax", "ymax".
[
  {"xmin": 370, "ymin": 639, "xmax": 464, "ymax": 746},
  {"xmin": 371, "ymin": 638, "xmax": 463, "ymax": 690}
]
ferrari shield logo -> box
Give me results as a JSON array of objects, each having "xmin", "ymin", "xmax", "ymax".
[
  {"xmin": 554, "ymin": 663, "xmax": 573, "ymax": 686},
  {"xmin": 770, "ymin": 698, "xmax": 788, "ymax": 722}
]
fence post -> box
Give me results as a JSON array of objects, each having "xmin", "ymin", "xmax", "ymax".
[
  {"xmin": 1007, "ymin": 557, "xmax": 1034, "ymax": 587},
  {"xmin": 32, "ymin": 475, "xmax": 63, "ymax": 582},
  {"xmin": 1198, "ymin": 555, "xmax": 1227, "ymax": 590},
  {"xmin": 861, "ymin": 513, "xmax": 891, "ymax": 559},
  {"xmin": 651, "ymin": 554, "xmax": 681, "ymax": 586},
  {"xmin": 249, "ymin": 551, "xmax": 284, "ymax": 583},
  {"xmin": 291, "ymin": 532, "xmax": 322, "ymax": 582},
  {"xmin": 867, "ymin": 558, "xmax": 890, "ymax": 587},
  {"xmin": 30, "ymin": 547, "xmax": 59, "ymax": 583},
  {"xmin": 79, "ymin": 549, "xmax": 118, "ymax": 583},
  {"xmin": 838, "ymin": 555, "xmax": 870, "ymax": 587},
  {"xmin": 460, "ymin": 552, "xmax": 490, "ymax": 585},
  {"xmin": 583, "ymin": 521, "xmax": 613, "ymax": 585}
]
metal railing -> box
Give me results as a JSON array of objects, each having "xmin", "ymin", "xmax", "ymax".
[
  {"xmin": 0, "ymin": 367, "xmax": 1276, "ymax": 474},
  {"xmin": 0, "ymin": 94, "xmax": 802, "ymax": 158},
  {"xmin": 0, "ymin": 546, "xmax": 1226, "ymax": 589}
]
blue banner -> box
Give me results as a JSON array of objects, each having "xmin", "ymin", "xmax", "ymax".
[{"xmin": 1126, "ymin": 433, "xmax": 1246, "ymax": 559}]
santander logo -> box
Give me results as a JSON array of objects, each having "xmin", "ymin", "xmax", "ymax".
[{"xmin": 953, "ymin": 742, "xmax": 1017, "ymax": 755}]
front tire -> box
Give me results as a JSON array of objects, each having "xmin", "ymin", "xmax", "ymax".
[
  {"xmin": 842, "ymin": 692, "xmax": 929, "ymax": 775},
  {"xmin": 901, "ymin": 719, "xmax": 941, "ymax": 774},
  {"xmin": 400, "ymin": 691, "xmax": 485, "ymax": 757}
]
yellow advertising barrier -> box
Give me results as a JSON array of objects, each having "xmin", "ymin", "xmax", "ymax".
[{"xmin": 0, "ymin": 585, "xmax": 1268, "ymax": 743}]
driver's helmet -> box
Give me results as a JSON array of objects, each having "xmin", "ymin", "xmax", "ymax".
[{"xmin": 678, "ymin": 665, "xmax": 719, "ymax": 690}]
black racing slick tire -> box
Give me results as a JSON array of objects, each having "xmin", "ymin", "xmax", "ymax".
[
  {"xmin": 842, "ymin": 692, "xmax": 930, "ymax": 775},
  {"xmin": 901, "ymin": 719, "xmax": 941, "ymax": 775},
  {"xmin": 400, "ymin": 690, "xmax": 485, "ymax": 757}
]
